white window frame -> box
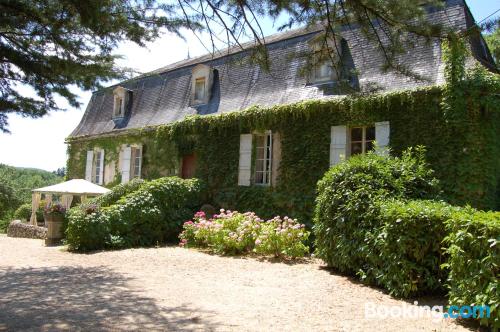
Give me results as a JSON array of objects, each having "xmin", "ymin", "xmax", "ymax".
[
  {"xmin": 113, "ymin": 95, "xmax": 124, "ymax": 117},
  {"xmin": 131, "ymin": 146, "xmax": 142, "ymax": 179},
  {"xmin": 348, "ymin": 126, "xmax": 375, "ymax": 157},
  {"xmin": 194, "ymin": 77, "xmax": 206, "ymax": 102},
  {"xmin": 92, "ymin": 149, "xmax": 103, "ymax": 184},
  {"xmin": 254, "ymin": 130, "xmax": 273, "ymax": 186}
]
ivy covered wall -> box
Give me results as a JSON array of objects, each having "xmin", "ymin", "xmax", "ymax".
[{"xmin": 67, "ymin": 65, "xmax": 500, "ymax": 225}]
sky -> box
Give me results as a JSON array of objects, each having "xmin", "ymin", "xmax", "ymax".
[{"xmin": 0, "ymin": 0, "xmax": 498, "ymax": 172}]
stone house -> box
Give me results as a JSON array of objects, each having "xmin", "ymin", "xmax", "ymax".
[{"xmin": 66, "ymin": 0, "xmax": 497, "ymax": 214}]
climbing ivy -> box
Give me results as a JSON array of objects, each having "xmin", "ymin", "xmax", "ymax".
[{"xmin": 67, "ymin": 48, "xmax": 500, "ymax": 224}]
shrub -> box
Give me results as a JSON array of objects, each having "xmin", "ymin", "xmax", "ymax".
[
  {"xmin": 65, "ymin": 177, "xmax": 204, "ymax": 251},
  {"xmin": 65, "ymin": 205, "xmax": 108, "ymax": 251},
  {"xmin": 14, "ymin": 203, "xmax": 31, "ymax": 221},
  {"xmin": 91, "ymin": 178, "xmax": 145, "ymax": 207},
  {"xmin": 443, "ymin": 209, "xmax": 500, "ymax": 328},
  {"xmin": 314, "ymin": 148, "xmax": 442, "ymax": 296},
  {"xmin": 373, "ymin": 200, "xmax": 457, "ymax": 297},
  {"xmin": 179, "ymin": 210, "xmax": 309, "ymax": 258}
]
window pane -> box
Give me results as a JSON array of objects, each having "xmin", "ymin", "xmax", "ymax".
[
  {"xmin": 256, "ymin": 147, "xmax": 265, "ymax": 159},
  {"xmin": 366, "ymin": 126, "xmax": 375, "ymax": 141},
  {"xmin": 365, "ymin": 141, "xmax": 374, "ymax": 152},
  {"xmin": 194, "ymin": 78, "xmax": 205, "ymax": 100},
  {"xmin": 351, "ymin": 128, "xmax": 362, "ymax": 142},
  {"xmin": 255, "ymin": 135, "xmax": 265, "ymax": 148},
  {"xmin": 351, "ymin": 142, "xmax": 363, "ymax": 155},
  {"xmin": 255, "ymin": 172, "xmax": 264, "ymax": 184},
  {"xmin": 255, "ymin": 159, "xmax": 264, "ymax": 172}
]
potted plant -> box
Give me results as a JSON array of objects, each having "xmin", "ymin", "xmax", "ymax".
[{"xmin": 44, "ymin": 202, "xmax": 66, "ymax": 246}]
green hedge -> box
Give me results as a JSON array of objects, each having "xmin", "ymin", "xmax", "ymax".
[
  {"xmin": 66, "ymin": 177, "xmax": 204, "ymax": 251},
  {"xmin": 443, "ymin": 209, "xmax": 500, "ymax": 328},
  {"xmin": 313, "ymin": 148, "xmax": 441, "ymax": 295},
  {"xmin": 374, "ymin": 200, "xmax": 457, "ymax": 297},
  {"xmin": 91, "ymin": 178, "xmax": 145, "ymax": 207}
]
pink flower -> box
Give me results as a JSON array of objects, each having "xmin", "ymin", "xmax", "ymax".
[
  {"xmin": 194, "ymin": 211, "xmax": 206, "ymax": 219},
  {"xmin": 255, "ymin": 239, "xmax": 262, "ymax": 245}
]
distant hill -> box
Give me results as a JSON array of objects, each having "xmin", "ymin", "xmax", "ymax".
[{"xmin": 0, "ymin": 164, "xmax": 63, "ymax": 204}]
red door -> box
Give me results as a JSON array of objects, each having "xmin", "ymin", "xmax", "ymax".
[{"xmin": 181, "ymin": 154, "xmax": 197, "ymax": 179}]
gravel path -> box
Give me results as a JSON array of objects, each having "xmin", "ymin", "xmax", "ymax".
[{"xmin": 0, "ymin": 235, "xmax": 471, "ymax": 331}]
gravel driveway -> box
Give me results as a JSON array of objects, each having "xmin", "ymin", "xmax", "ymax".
[{"xmin": 0, "ymin": 235, "xmax": 471, "ymax": 331}]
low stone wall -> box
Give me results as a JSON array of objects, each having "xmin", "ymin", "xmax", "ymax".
[{"xmin": 7, "ymin": 220, "xmax": 47, "ymax": 239}]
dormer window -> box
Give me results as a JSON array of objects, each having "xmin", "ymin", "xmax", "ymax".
[
  {"xmin": 191, "ymin": 64, "xmax": 212, "ymax": 105},
  {"xmin": 112, "ymin": 86, "xmax": 131, "ymax": 118},
  {"xmin": 310, "ymin": 37, "xmax": 342, "ymax": 84}
]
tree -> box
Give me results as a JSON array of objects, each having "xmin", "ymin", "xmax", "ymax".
[
  {"xmin": 0, "ymin": 0, "xmax": 192, "ymax": 133},
  {"xmin": 485, "ymin": 22, "xmax": 499, "ymax": 66},
  {"xmin": 1, "ymin": 0, "xmax": 489, "ymax": 133}
]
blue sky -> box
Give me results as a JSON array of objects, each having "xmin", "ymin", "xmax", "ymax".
[{"xmin": 0, "ymin": 0, "xmax": 498, "ymax": 171}]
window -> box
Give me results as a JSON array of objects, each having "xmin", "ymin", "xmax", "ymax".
[
  {"xmin": 131, "ymin": 146, "xmax": 142, "ymax": 179},
  {"xmin": 310, "ymin": 37, "xmax": 343, "ymax": 84},
  {"xmin": 114, "ymin": 96, "xmax": 123, "ymax": 117},
  {"xmin": 92, "ymin": 150, "xmax": 103, "ymax": 184},
  {"xmin": 194, "ymin": 77, "xmax": 206, "ymax": 101},
  {"xmin": 349, "ymin": 126, "xmax": 375, "ymax": 156},
  {"xmin": 315, "ymin": 61, "xmax": 333, "ymax": 82},
  {"xmin": 254, "ymin": 131, "xmax": 272, "ymax": 185},
  {"xmin": 113, "ymin": 86, "xmax": 130, "ymax": 118},
  {"xmin": 191, "ymin": 64, "xmax": 212, "ymax": 105}
]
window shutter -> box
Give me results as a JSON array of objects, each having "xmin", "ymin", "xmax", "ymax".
[
  {"xmin": 330, "ymin": 126, "xmax": 347, "ymax": 167},
  {"xmin": 121, "ymin": 146, "xmax": 132, "ymax": 183},
  {"xmin": 375, "ymin": 121, "xmax": 390, "ymax": 156},
  {"xmin": 238, "ymin": 134, "xmax": 252, "ymax": 186},
  {"xmin": 85, "ymin": 150, "xmax": 94, "ymax": 181},
  {"xmin": 98, "ymin": 149, "xmax": 105, "ymax": 185},
  {"xmin": 271, "ymin": 132, "xmax": 281, "ymax": 187},
  {"xmin": 136, "ymin": 146, "xmax": 143, "ymax": 178}
]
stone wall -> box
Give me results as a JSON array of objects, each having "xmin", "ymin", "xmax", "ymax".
[{"xmin": 7, "ymin": 220, "xmax": 47, "ymax": 239}]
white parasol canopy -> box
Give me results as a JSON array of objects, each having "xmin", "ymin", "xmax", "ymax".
[
  {"xmin": 30, "ymin": 179, "xmax": 110, "ymax": 225},
  {"xmin": 33, "ymin": 179, "xmax": 111, "ymax": 195}
]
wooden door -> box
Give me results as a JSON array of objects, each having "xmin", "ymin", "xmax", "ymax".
[{"xmin": 181, "ymin": 154, "xmax": 197, "ymax": 179}]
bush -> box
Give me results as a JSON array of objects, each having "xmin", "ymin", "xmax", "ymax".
[
  {"xmin": 14, "ymin": 203, "xmax": 31, "ymax": 221},
  {"xmin": 443, "ymin": 209, "xmax": 500, "ymax": 328},
  {"xmin": 0, "ymin": 213, "xmax": 13, "ymax": 233},
  {"xmin": 66, "ymin": 177, "xmax": 204, "ymax": 251},
  {"xmin": 90, "ymin": 178, "xmax": 145, "ymax": 207},
  {"xmin": 314, "ymin": 148, "xmax": 442, "ymax": 296},
  {"xmin": 373, "ymin": 200, "xmax": 458, "ymax": 297},
  {"xmin": 179, "ymin": 210, "xmax": 309, "ymax": 258}
]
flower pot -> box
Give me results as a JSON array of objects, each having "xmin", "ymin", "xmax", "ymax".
[{"xmin": 44, "ymin": 213, "xmax": 64, "ymax": 246}]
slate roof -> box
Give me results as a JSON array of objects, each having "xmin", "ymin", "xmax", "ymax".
[{"xmin": 69, "ymin": 0, "xmax": 494, "ymax": 139}]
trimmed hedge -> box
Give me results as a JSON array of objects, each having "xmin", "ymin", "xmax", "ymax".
[
  {"xmin": 374, "ymin": 200, "xmax": 457, "ymax": 297},
  {"xmin": 314, "ymin": 148, "xmax": 441, "ymax": 295},
  {"xmin": 443, "ymin": 210, "xmax": 500, "ymax": 328},
  {"xmin": 66, "ymin": 177, "xmax": 204, "ymax": 251},
  {"xmin": 314, "ymin": 149, "xmax": 500, "ymax": 327}
]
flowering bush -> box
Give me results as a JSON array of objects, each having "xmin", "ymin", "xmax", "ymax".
[
  {"xmin": 44, "ymin": 202, "xmax": 66, "ymax": 215},
  {"xmin": 254, "ymin": 216, "xmax": 309, "ymax": 258},
  {"xmin": 179, "ymin": 210, "xmax": 309, "ymax": 258}
]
